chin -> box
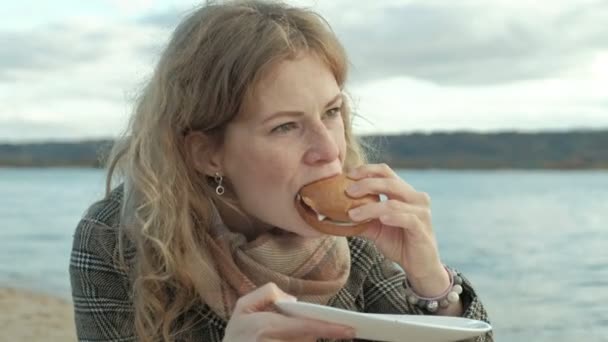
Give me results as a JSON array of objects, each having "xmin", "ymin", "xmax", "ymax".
[{"xmin": 274, "ymin": 217, "xmax": 326, "ymax": 238}]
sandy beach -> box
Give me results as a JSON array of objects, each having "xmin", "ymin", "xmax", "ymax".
[{"xmin": 0, "ymin": 287, "xmax": 76, "ymax": 342}]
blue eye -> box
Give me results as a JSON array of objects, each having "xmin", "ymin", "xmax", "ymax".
[{"xmin": 271, "ymin": 122, "xmax": 298, "ymax": 134}]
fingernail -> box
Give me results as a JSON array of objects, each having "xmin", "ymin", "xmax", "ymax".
[
  {"xmin": 348, "ymin": 208, "xmax": 361, "ymax": 220},
  {"xmin": 347, "ymin": 184, "xmax": 359, "ymax": 194},
  {"xmin": 284, "ymin": 295, "xmax": 297, "ymax": 302}
]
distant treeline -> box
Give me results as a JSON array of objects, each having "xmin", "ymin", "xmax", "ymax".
[
  {"xmin": 0, "ymin": 140, "xmax": 113, "ymax": 168},
  {"xmin": 363, "ymin": 130, "xmax": 608, "ymax": 169},
  {"xmin": 1, "ymin": 130, "xmax": 607, "ymax": 169}
]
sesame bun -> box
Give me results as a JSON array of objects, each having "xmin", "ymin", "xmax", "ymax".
[{"xmin": 295, "ymin": 174, "xmax": 379, "ymax": 236}]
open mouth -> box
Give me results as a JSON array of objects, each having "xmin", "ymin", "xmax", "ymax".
[{"xmin": 295, "ymin": 194, "xmax": 359, "ymax": 227}]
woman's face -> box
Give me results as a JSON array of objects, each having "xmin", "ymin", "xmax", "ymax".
[{"xmin": 218, "ymin": 53, "xmax": 347, "ymax": 237}]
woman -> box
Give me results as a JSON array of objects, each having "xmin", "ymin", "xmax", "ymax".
[{"xmin": 69, "ymin": 1, "xmax": 493, "ymax": 341}]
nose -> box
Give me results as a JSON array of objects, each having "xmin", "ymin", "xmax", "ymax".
[{"xmin": 303, "ymin": 122, "xmax": 340, "ymax": 166}]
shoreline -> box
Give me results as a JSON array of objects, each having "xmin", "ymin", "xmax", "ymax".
[
  {"xmin": 0, "ymin": 287, "xmax": 77, "ymax": 341},
  {"xmin": 2, "ymin": 165, "xmax": 608, "ymax": 171}
]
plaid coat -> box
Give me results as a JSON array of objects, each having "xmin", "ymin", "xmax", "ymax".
[{"xmin": 70, "ymin": 187, "xmax": 493, "ymax": 341}]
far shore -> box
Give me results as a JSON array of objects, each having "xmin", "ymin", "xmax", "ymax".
[
  {"xmin": 2, "ymin": 164, "xmax": 608, "ymax": 170},
  {"xmin": 2, "ymin": 130, "xmax": 608, "ymax": 170}
]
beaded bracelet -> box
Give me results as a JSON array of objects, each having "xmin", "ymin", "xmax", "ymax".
[{"xmin": 403, "ymin": 266, "xmax": 464, "ymax": 313}]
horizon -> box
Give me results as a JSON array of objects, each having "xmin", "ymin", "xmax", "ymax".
[
  {"xmin": 1, "ymin": 0, "xmax": 607, "ymax": 141},
  {"xmin": 1, "ymin": 126, "xmax": 607, "ymax": 145}
]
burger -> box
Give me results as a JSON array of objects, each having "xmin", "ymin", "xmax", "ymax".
[{"xmin": 295, "ymin": 173, "xmax": 380, "ymax": 236}]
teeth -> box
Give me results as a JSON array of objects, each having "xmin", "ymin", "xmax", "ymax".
[
  {"xmin": 297, "ymin": 194, "xmax": 320, "ymax": 217},
  {"xmin": 327, "ymin": 220, "xmax": 358, "ymax": 227}
]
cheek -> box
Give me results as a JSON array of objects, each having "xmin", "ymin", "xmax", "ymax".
[
  {"xmin": 228, "ymin": 142, "xmax": 296, "ymax": 191},
  {"xmin": 333, "ymin": 122, "xmax": 347, "ymax": 160}
]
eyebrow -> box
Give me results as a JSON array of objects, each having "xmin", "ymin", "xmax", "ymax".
[{"xmin": 261, "ymin": 93, "xmax": 343, "ymax": 124}]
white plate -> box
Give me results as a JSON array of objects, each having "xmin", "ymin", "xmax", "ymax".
[{"xmin": 275, "ymin": 300, "xmax": 492, "ymax": 342}]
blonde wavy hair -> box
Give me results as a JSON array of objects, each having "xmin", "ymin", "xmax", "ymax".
[{"xmin": 105, "ymin": 0, "xmax": 368, "ymax": 341}]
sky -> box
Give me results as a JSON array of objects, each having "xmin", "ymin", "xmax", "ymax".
[{"xmin": 1, "ymin": 0, "xmax": 607, "ymax": 142}]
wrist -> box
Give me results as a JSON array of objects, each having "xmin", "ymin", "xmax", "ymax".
[
  {"xmin": 404, "ymin": 265, "xmax": 464, "ymax": 313},
  {"xmin": 406, "ymin": 265, "xmax": 450, "ymax": 298}
]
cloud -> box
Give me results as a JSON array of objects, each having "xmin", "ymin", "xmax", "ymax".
[
  {"xmin": 131, "ymin": 0, "xmax": 608, "ymax": 85},
  {"xmin": 0, "ymin": 27, "xmax": 102, "ymax": 79},
  {"xmin": 0, "ymin": 17, "xmax": 168, "ymax": 141},
  {"xmin": 0, "ymin": 118, "xmax": 79, "ymax": 142},
  {"xmin": 0, "ymin": 0, "xmax": 606, "ymax": 142},
  {"xmin": 138, "ymin": 6, "xmax": 185, "ymax": 28},
  {"xmin": 327, "ymin": 1, "xmax": 608, "ymax": 85},
  {"xmin": 349, "ymin": 76, "xmax": 608, "ymax": 134},
  {"xmin": 0, "ymin": 16, "xmax": 169, "ymax": 77}
]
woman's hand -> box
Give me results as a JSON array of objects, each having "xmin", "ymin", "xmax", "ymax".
[
  {"xmin": 347, "ymin": 164, "xmax": 450, "ymax": 297},
  {"xmin": 222, "ymin": 282, "xmax": 356, "ymax": 342}
]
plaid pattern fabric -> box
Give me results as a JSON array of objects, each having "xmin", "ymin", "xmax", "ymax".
[{"xmin": 70, "ymin": 187, "xmax": 493, "ymax": 341}]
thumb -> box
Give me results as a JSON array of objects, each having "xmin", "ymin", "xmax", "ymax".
[{"xmin": 233, "ymin": 282, "xmax": 297, "ymax": 314}]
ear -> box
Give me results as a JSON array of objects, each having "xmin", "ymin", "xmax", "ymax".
[{"xmin": 184, "ymin": 131, "xmax": 223, "ymax": 176}]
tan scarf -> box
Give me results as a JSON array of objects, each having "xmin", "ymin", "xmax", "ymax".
[{"xmin": 198, "ymin": 205, "xmax": 351, "ymax": 320}]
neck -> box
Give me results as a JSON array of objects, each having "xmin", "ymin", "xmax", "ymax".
[{"xmin": 213, "ymin": 198, "xmax": 274, "ymax": 241}]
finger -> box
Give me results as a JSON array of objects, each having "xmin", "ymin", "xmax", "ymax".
[
  {"xmin": 380, "ymin": 212, "xmax": 439, "ymax": 242},
  {"xmin": 347, "ymin": 163, "xmax": 398, "ymax": 180},
  {"xmin": 257, "ymin": 314, "xmax": 356, "ymax": 340},
  {"xmin": 347, "ymin": 177, "xmax": 430, "ymax": 205},
  {"xmin": 233, "ymin": 282, "xmax": 296, "ymax": 315},
  {"xmin": 348, "ymin": 200, "xmax": 432, "ymax": 226}
]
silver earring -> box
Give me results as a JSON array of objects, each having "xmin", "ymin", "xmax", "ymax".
[{"xmin": 214, "ymin": 172, "xmax": 225, "ymax": 196}]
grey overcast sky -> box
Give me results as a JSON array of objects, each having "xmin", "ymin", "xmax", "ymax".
[{"xmin": 1, "ymin": 0, "xmax": 607, "ymax": 142}]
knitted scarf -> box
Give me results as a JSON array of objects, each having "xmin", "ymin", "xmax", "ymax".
[{"xmin": 198, "ymin": 206, "xmax": 351, "ymax": 320}]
